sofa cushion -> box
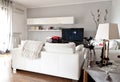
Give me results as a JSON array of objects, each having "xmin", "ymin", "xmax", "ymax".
[
  {"xmin": 92, "ymin": 40, "xmax": 119, "ymax": 50},
  {"xmin": 115, "ymin": 39, "xmax": 120, "ymax": 49},
  {"xmin": 91, "ymin": 40, "xmax": 103, "ymax": 49},
  {"xmin": 109, "ymin": 40, "xmax": 118, "ymax": 50},
  {"xmin": 44, "ymin": 42, "xmax": 75, "ymax": 54}
]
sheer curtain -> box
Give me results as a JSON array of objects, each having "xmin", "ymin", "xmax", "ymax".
[{"xmin": 0, "ymin": 0, "xmax": 12, "ymax": 53}]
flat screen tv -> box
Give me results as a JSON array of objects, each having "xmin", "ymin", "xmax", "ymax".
[{"xmin": 62, "ymin": 28, "xmax": 84, "ymax": 43}]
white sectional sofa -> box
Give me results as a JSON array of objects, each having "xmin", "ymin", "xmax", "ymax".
[{"xmin": 11, "ymin": 41, "xmax": 84, "ymax": 80}]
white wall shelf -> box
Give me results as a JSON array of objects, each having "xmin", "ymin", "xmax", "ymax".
[{"xmin": 27, "ymin": 16, "xmax": 74, "ymax": 25}]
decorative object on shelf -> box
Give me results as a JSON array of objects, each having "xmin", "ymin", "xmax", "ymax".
[
  {"xmin": 38, "ymin": 26, "xmax": 43, "ymax": 30},
  {"xmin": 30, "ymin": 26, "xmax": 43, "ymax": 30},
  {"xmin": 91, "ymin": 9, "xmax": 108, "ymax": 30},
  {"xmin": 36, "ymin": 26, "xmax": 39, "ymax": 30},
  {"xmin": 49, "ymin": 26, "xmax": 54, "ymax": 30},
  {"xmin": 31, "ymin": 26, "xmax": 36, "ymax": 30},
  {"xmin": 95, "ymin": 23, "xmax": 119, "ymax": 67}
]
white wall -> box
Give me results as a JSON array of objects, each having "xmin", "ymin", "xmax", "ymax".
[
  {"xmin": 12, "ymin": 3, "xmax": 27, "ymax": 40},
  {"xmin": 27, "ymin": 1, "xmax": 111, "ymax": 41},
  {"xmin": 111, "ymin": 0, "xmax": 120, "ymax": 35}
]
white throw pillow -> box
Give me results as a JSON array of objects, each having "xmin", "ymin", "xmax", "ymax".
[
  {"xmin": 91, "ymin": 40, "xmax": 103, "ymax": 49},
  {"xmin": 22, "ymin": 40, "xmax": 44, "ymax": 59},
  {"xmin": 92, "ymin": 40, "xmax": 118, "ymax": 50},
  {"xmin": 109, "ymin": 40, "xmax": 118, "ymax": 50},
  {"xmin": 44, "ymin": 42, "xmax": 75, "ymax": 54}
]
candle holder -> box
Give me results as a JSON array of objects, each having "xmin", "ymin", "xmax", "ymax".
[{"xmin": 102, "ymin": 40, "xmax": 109, "ymax": 65}]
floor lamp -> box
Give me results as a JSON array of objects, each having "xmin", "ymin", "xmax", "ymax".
[{"xmin": 95, "ymin": 23, "xmax": 119, "ymax": 66}]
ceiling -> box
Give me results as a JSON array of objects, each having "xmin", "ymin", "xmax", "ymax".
[{"xmin": 12, "ymin": 0, "xmax": 111, "ymax": 8}]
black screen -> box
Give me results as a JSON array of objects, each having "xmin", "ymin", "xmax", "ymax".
[{"xmin": 62, "ymin": 28, "xmax": 84, "ymax": 42}]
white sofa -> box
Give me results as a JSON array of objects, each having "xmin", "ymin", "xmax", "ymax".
[{"xmin": 11, "ymin": 41, "xmax": 84, "ymax": 80}]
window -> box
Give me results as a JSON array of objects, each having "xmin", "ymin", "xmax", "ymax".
[{"xmin": 0, "ymin": 0, "xmax": 12, "ymax": 53}]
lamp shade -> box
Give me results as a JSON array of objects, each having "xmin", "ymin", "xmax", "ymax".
[{"xmin": 95, "ymin": 23, "xmax": 119, "ymax": 40}]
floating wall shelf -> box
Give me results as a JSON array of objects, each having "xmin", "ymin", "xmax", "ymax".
[{"xmin": 27, "ymin": 16, "xmax": 74, "ymax": 25}]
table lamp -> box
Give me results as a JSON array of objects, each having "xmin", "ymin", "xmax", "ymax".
[{"xmin": 95, "ymin": 23, "xmax": 119, "ymax": 66}]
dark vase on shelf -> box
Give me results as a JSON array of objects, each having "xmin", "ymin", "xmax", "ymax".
[{"xmin": 49, "ymin": 27, "xmax": 54, "ymax": 30}]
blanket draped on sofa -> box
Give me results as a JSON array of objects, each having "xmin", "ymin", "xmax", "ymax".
[{"xmin": 22, "ymin": 40, "xmax": 44, "ymax": 59}]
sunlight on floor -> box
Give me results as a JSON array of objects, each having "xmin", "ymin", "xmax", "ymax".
[{"xmin": 0, "ymin": 54, "xmax": 12, "ymax": 82}]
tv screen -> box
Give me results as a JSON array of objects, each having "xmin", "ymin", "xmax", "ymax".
[{"xmin": 62, "ymin": 28, "xmax": 84, "ymax": 43}]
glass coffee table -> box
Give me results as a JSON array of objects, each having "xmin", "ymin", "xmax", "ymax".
[{"xmin": 83, "ymin": 60, "xmax": 120, "ymax": 82}]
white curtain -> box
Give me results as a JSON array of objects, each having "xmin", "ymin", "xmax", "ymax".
[{"xmin": 0, "ymin": 0, "xmax": 12, "ymax": 53}]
